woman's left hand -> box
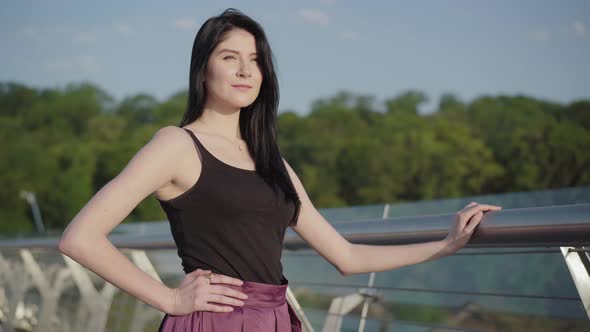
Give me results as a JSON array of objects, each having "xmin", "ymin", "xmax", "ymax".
[{"xmin": 443, "ymin": 201, "xmax": 502, "ymax": 255}]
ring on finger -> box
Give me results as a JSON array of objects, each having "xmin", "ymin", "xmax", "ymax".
[{"xmin": 207, "ymin": 272, "xmax": 215, "ymax": 283}]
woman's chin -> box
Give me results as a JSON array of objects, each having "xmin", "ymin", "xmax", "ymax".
[{"xmin": 233, "ymin": 99, "xmax": 256, "ymax": 109}]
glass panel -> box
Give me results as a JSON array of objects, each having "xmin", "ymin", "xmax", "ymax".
[
  {"xmin": 318, "ymin": 203, "xmax": 387, "ymax": 223},
  {"xmin": 385, "ymin": 186, "xmax": 590, "ymax": 218}
]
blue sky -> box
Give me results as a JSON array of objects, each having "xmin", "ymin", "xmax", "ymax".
[{"xmin": 1, "ymin": 0, "xmax": 588, "ymax": 114}]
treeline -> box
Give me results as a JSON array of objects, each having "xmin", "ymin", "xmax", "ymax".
[{"xmin": 1, "ymin": 81, "xmax": 588, "ymax": 235}]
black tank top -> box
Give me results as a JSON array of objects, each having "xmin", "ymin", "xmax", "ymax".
[{"xmin": 155, "ymin": 128, "xmax": 295, "ymax": 285}]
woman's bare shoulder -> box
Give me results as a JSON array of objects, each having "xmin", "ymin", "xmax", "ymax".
[
  {"xmin": 152, "ymin": 125, "xmax": 198, "ymax": 154},
  {"xmin": 149, "ymin": 125, "xmax": 204, "ymax": 200},
  {"xmin": 152, "ymin": 125, "xmax": 189, "ymax": 145},
  {"xmin": 149, "ymin": 125, "xmax": 198, "ymax": 173},
  {"xmin": 107, "ymin": 125, "xmax": 194, "ymax": 192}
]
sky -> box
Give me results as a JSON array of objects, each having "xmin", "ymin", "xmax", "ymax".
[{"xmin": 0, "ymin": 0, "xmax": 589, "ymax": 115}]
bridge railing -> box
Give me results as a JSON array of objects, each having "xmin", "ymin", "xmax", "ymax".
[{"xmin": 0, "ymin": 203, "xmax": 589, "ymax": 331}]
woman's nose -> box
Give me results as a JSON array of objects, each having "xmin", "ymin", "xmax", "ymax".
[
  {"xmin": 237, "ymin": 68, "xmax": 251, "ymax": 78},
  {"xmin": 237, "ymin": 62, "xmax": 253, "ymax": 77},
  {"xmin": 237, "ymin": 70, "xmax": 250, "ymax": 78}
]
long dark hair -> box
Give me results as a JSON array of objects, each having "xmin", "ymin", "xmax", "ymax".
[{"xmin": 179, "ymin": 8, "xmax": 301, "ymax": 226}]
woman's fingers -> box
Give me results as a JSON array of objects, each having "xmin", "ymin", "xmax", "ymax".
[
  {"xmin": 188, "ymin": 268, "xmax": 211, "ymax": 278},
  {"xmin": 206, "ymin": 293, "xmax": 245, "ymax": 307},
  {"xmin": 208, "ymin": 273, "xmax": 245, "ymax": 286},
  {"xmin": 178, "ymin": 269, "xmax": 209, "ymax": 288},
  {"xmin": 453, "ymin": 202, "xmax": 502, "ymax": 237},
  {"xmin": 460, "ymin": 202, "xmax": 501, "ymax": 213},
  {"xmin": 210, "ymin": 284, "xmax": 248, "ymax": 300},
  {"xmin": 457, "ymin": 201, "xmax": 478, "ymax": 214},
  {"xmin": 464, "ymin": 210, "xmax": 484, "ymax": 233},
  {"xmin": 459, "ymin": 204, "xmax": 502, "ymax": 223},
  {"xmin": 173, "ymin": 270, "xmax": 250, "ymax": 315},
  {"xmin": 445, "ymin": 203, "xmax": 502, "ymax": 254},
  {"xmin": 192, "ymin": 272, "xmax": 249, "ymax": 300}
]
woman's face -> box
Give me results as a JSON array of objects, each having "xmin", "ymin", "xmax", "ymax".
[{"xmin": 204, "ymin": 28, "xmax": 263, "ymax": 110}]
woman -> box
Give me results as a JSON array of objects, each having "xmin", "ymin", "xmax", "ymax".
[{"xmin": 58, "ymin": 8, "xmax": 502, "ymax": 332}]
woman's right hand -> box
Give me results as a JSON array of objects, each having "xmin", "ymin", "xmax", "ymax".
[
  {"xmin": 443, "ymin": 201, "xmax": 502, "ymax": 255},
  {"xmin": 166, "ymin": 269, "xmax": 249, "ymax": 315}
]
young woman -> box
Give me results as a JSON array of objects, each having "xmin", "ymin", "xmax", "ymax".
[{"xmin": 58, "ymin": 8, "xmax": 502, "ymax": 332}]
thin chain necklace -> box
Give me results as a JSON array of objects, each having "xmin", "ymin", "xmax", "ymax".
[{"xmin": 198, "ymin": 120, "xmax": 246, "ymax": 152}]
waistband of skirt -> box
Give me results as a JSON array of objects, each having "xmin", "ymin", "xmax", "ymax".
[{"xmin": 224, "ymin": 279, "xmax": 289, "ymax": 308}]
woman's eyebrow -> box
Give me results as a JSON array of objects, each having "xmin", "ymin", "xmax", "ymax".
[{"xmin": 218, "ymin": 48, "xmax": 257, "ymax": 56}]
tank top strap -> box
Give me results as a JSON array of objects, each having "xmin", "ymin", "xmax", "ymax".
[
  {"xmin": 181, "ymin": 127, "xmax": 259, "ymax": 174},
  {"xmin": 182, "ymin": 128, "xmax": 211, "ymax": 169}
]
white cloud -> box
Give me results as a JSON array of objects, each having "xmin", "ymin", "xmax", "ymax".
[
  {"xmin": 173, "ymin": 18, "xmax": 198, "ymax": 31},
  {"xmin": 46, "ymin": 55, "xmax": 99, "ymax": 74},
  {"xmin": 114, "ymin": 23, "xmax": 135, "ymax": 36},
  {"xmin": 17, "ymin": 24, "xmax": 99, "ymax": 44},
  {"xmin": 532, "ymin": 21, "xmax": 587, "ymax": 41},
  {"xmin": 340, "ymin": 31, "xmax": 360, "ymax": 41},
  {"xmin": 298, "ymin": 9, "xmax": 330, "ymax": 26},
  {"xmin": 573, "ymin": 21, "xmax": 587, "ymax": 36}
]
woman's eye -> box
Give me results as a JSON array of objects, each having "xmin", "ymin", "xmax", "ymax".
[{"xmin": 223, "ymin": 56, "xmax": 258, "ymax": 64}]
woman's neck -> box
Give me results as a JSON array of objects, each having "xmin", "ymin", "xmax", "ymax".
[{"xmin": 194, "ymin": 108, "xmax": 242, "ymax": 140}]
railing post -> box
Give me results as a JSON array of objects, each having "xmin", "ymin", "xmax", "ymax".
[
  {"xmin": 357, "ymin": 203, "xmax": 390, "ymax": 332},
  {"xmin": 62, "ymin": 254, "xmax": 117, "ymax": 331},
  {"xmin": 20, "ymin": 249, "xmax": 70, "ymax": 332},
  {"xmin": 286, "ymin": 286, "xmax": 315, "ymax": 332},
  {"xmin": 0, "ymin": 251, "xmax": 29, "ymax": 332},
  {"xmin": 560, "ymin": 246, "xmax": 590, "ymax": 319}
]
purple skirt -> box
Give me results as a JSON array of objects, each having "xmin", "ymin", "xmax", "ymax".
[{"xmin": 158, "ymin": 279, "xmax": 302, "ymax": 331}]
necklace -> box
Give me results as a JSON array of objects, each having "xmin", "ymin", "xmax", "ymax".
[{"xmin": 198, "ymin": 120, "xmax": 245, "ymax": 152}]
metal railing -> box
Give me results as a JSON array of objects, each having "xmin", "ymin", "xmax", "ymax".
[{"xmin": 0, "ymin": 203, "xmax": 589, "ymax": 331}]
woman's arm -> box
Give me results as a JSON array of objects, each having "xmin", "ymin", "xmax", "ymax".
[
  {"xmin": 342, "ymin": 200, "xmax": 501, "ymax": 275},
  {"xmin": 342, "ymin": 240, "xmax": 449, "ymax": 275},
  {"xmin": 283, "ymin": 158, "xmax": 500, "ymax": 276},
  {"xmin": 58, "ymin": 126, "xmax": 191, "ymax": 314}
]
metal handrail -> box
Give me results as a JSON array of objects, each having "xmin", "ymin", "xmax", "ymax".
[
  {"xmin": 287, "ymin": 280, "xmax": 583, "ymax": 301},
  {"xmin": 1, "ymin": 203, "xmax": 589, "ymax": 249},
  {"xmin": 1, "ymin": 203, "xmax": 589, "ymax": 330}
]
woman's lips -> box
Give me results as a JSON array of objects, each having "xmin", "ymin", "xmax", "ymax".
[{"xmin": 232, "ymin": 85, "xmax": 252, "ymax": 91}]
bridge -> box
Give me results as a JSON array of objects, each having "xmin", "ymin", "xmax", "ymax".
[{"xmin": 1, "ymin": 187, "xmax": 589, "ymax": 331}]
